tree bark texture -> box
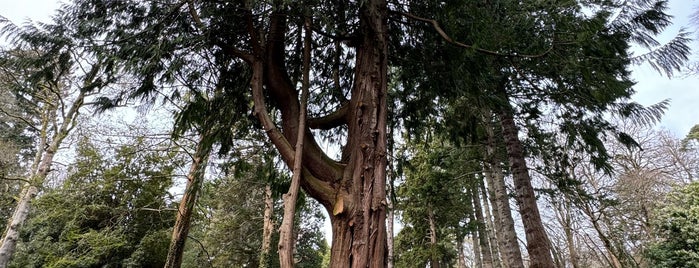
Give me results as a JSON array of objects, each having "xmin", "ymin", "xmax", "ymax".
[
  {"xmin": 484, "ymin": 121, "xmax": 525, "ymax": 268},
  {"xmin": 242, "ymin": 1, "xmax": 389, "ymax": 266},
  {"xmin": 164, "ymin": 134, "xmax": 211, "ymax": 268},
  {"xmin": 497, "ymin": 107, "xmax": 555, "ymax": 268}
]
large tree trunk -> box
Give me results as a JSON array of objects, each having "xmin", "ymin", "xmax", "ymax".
[
  {"xmin": 246, "ymin": 0, "xmax": 388, "ymax": 266},
  {"xmin": 259, "ymin": 184, "xmax": 275, "ymax": 268},
  {"xmin": 325, "ymin": 1, "xmax": 389, "ymax": 266},
  {"xmin": 164, "ymin": 134, "xmax": 211, "ymax": 268},
  {"xmin": 497, "ymin": 107, "xmax": 554, "ymax": 268},
  {"xmin": 483, "ymin": 121, "xmax": 524, "ymax": 268}
]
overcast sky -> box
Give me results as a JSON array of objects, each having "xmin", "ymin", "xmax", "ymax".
[{"xmin": 1, "ymin": 0, "xmax": 697, "ymax": 136}]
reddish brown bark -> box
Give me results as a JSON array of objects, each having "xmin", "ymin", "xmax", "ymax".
[
  {"xmin": 241, "ymin": 1, "xmax": 389, "ymax": 267},
  {"xmin": 497, "ymin": 105, "xmax": 554, "ymax": 268}
]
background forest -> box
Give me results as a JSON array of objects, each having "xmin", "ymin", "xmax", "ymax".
[{"xmin": 0, "ymin": 0, "xmax": 698, "ymax": 267}]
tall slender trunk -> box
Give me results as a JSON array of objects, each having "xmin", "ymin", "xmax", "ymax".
[
  {"xmin": 428, "ymin": 208, "xmax": 441, "ymax": 268},
  {"xmin": 386, "ymin": 190, "xmax": 395, "ymax": 268},
  {"xmin": 164, "ymin": 134, "xmax": 211, "ymax": 268},
  {"xmin": 0, "ymin": 89, "xmax": 86, "ymax": 267},
  {"xmin": 457, "ymin": 237, "xmax": 468, "ymax": 268},
  {"xmin": 479, "ymin": 180, "xmax": 501, "ymax": 268},
  {"xmin": 473, "ymin": 187, "xmax": 494, "ymax": 268},
  {"xmin": 277, "ymin": 16, "xmax": 311, "ymax": 268},
  {"xmin": 483, "ymin": 120, "xmax": 524, "ymax": 268},
  {"xmin": 473, "ymin": 228, "xmax": 483, "ymax": 268},
  {"xmin": 497, "ymin": 106, "xmax": 554, "ymax": 268},
  {"xmin": 559, "ymin": 200, "xmax": 579, "ymax": 268},
  {"xmin": 259, "ymin": 184, "xmax": 275, "ymax": 268}
]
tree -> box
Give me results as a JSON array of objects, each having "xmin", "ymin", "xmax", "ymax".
[
  {"xmin": 65, "ymin": 0, "xmax": 390, "ymax": 266},
  {"xmin": 10, "ymin": 134, "xmax": 178, "ymax": 267},
  {"xmin": 392, "ymin": 1, "xmax": 688, "ymax": 266},
  {"xmin": 0, "ymin": 17, "xmax": 114, "ymax": 265},
  {"xmin": 394, "ymin": 137, "xmax": 473, "ymax": 268},
  {"xmin": 646, "ymin": 182, "xmax": 699, "ymax": 267}
]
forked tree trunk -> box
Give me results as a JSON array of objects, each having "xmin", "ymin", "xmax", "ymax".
[
  {"xmin": 259, "ymin": 184, "xmax": 275, "ymax": 268},
  {"xmin": 164, "ymin": 134, "xmax": 211, "ymax": 268},
  {"xmin": 483, "ymin": 121, "xmax": 524, "ymax": 268},
  {"xmin": 497, "ymin": 106, "xmax": 554, "ymax": 268},
  {"xmin": 247, "ymin": 1, "xmax": 389, "ymax": 266}
]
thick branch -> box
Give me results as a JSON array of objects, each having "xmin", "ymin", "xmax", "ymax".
[
  {"xmin": 308, "ymin": 101, "xmax": 349, "ymax": 130},
  {"xmin": 264, "ymin": 10, "xmax": 344, "ymax": 188}
]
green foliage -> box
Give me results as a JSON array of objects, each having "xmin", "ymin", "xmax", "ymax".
[
  {"xmin": 10, "ymin": 137, "xmax": 177, "ymax": 268},
  {"xmin": 646, "ymin": 182, "xmax": 699, "ymax": 267},
  {"xmin": 395, "ymin": 137, "xmax": 474, "ymax": 267},
  {"xmin": 182, "ymin": 148, "xmax": 327, "ymax": 268}
]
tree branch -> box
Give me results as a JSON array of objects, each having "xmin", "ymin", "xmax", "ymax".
[
  {"xmin": 308, "ymin": 101, "xmax": 349, "ymax": 130},
  {"xmin": 393, "ymin": 11, "xmax": 553, "ymax": 58}
]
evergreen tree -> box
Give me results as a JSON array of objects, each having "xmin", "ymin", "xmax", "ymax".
[{"xmin": 10, "ymin": 135, "xmax": 178, "ymax": 267}]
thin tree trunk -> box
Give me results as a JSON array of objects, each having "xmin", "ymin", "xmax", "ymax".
[
  {"xmin": 497, "ymin": 106, "xmax": 554, "ymax": 268},
  {"xmin": 473, "ymin": 229, "xmax": 483, "ymax": 268},
  {"xmin": 457, "ymin": 237, "xmax": 469, "ymax": 268},
  {"xmin": 483, "ymin": 120, "xmax": 525, "ymax": 268},
  {"xmin": 278, "ymin": 16, "xmax": 311, "ymax": 268},
  {"xmin": 561, "ymin": 200, "xmax": 579, "ymax": 268},
  {"xmin": 164, "ymin": 134, "xmax": 211, "ymax": 268},
  {"xmin": 473, "ymin": 187, "xmax": 494, "ymax": 268},
  {"xmin": 259, "ymin": 184, "xmax": 275, "ymax": 268},
  {"xmin": 387, "ymin": 189, "xmax": 395, "ymax": 268},
  {"xmin": 479, "ymin": 179, "xmax": 502, "ymax": 268},
  {"xmin": 0, "ymin": 88, "xmax": 86, "ymax": 267},
  {"xmin": 428, "ymin": 207, "xmax": 441, "ymax": 268}
]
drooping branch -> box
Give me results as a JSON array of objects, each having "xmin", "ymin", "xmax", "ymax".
[{"xmin": 393, "ymin": 11, "xmax": 553, "ymax": 58}]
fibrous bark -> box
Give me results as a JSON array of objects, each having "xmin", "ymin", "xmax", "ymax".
[
  {"xmin": 240, "ymin": 1, "xmax": 388, "ymax": 266},
  {"xmin": 497, "ymin": 105, "xmax": 554, "ymax": 268}
]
